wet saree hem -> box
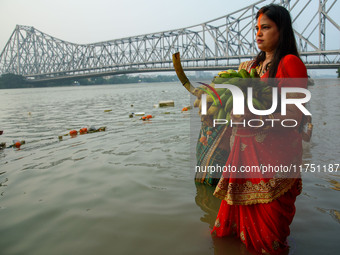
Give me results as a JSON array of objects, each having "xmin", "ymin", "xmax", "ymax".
[{"xmin": 211, "ymin": 179, "xmax": 302, "ymax": 254}]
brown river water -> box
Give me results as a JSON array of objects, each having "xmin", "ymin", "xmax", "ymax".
[{"xmin": 0, "ymin": 80, "xmax": 339, "ymax": 255}]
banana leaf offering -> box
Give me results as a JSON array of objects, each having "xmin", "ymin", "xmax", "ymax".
[{"xmin": 193, "ymin": 69, "xmax": 273, "ymax": 126}]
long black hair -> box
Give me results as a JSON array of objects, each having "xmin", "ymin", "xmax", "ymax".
[{"xmin": 255, "ymin": 4, "xmax": 300, "ymax": 78}]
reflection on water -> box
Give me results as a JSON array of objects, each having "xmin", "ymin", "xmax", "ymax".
[
  {"xmin": 0, "ymin": 80, "xmax": 339, "ymax": 255},
  {"xmin": 316, "ymin": 207, "xmax": 340, "ymax": 224},
  {"xmin": 195, "ymin": 183, "xmax": 220, "ymax": 229},
  {"xmin": 195, "ymin": 183, "xmax": 256, "ymax": 255},
  {"xmin": 326, "ymin": 179, "xmax": 340, "ymax": 191}
]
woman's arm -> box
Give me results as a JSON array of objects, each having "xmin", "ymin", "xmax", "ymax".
[
  {"xmin": 278, "ymin": 54, "xmax": 308, "ymax": 80},
  {"xmin": 268, "ymin": 55, "xmax": 308, "ymax": 129}
]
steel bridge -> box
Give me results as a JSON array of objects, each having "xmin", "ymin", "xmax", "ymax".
[{"xmin": 0, "ymin": 0, "xmax": 339, "ymax": 82}]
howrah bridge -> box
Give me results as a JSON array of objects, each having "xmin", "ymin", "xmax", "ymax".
[{"xmin": 0, "ymin": 0, "xmax": 339, "ymax": 82}]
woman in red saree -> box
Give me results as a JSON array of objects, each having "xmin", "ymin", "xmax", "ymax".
[{"xmin": 211, "ymin": 4, "xmax": 308, "ymax": 254}]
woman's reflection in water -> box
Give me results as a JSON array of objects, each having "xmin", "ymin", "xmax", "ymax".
[{"xmin": 195, "ymin": 183, "xmax": 259, "ymax": 255}]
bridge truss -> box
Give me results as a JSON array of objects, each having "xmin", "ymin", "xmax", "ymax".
[{"xmin": 0, "ymin": 0, "xmax": 339, "ymax": 82}]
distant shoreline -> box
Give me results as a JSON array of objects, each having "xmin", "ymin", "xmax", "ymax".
[
  {"xmin": 0, "ymin": 73, "xmax": 198, "ymax": 89},
  {"xmin": 0, "ymin": 72, "xmax": 338, "ymax": 89}
]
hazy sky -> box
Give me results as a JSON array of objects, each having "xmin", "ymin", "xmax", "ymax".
[
  {"xmin": 0, "ymin": 0, "xmax": 253, "ymax": 49},
  {"xmin": 0, "ymin": 0, "xmax": 338, "ymax": 76}
]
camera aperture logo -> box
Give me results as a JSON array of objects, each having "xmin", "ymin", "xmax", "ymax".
[{"xmin": 200, "ymin": 82, "xmax": 311, "ymax": 128}]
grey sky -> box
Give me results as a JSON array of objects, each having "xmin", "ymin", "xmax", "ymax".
[
  {"xmin": 0, "ymin": 0, "xmax": 338, "ymax": 76},
  {"xmin": 0, "ymin": 0, "xmax": 253, "ymax": 49}
]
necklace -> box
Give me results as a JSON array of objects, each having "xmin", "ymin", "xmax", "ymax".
[
  {"xmin": 261, "ymin": 61, "xmax": 272, "ymax": 75},
  {"xmin": 260, "ymin": 65, "xmax": 266, "ymax": 75},
  {"xmin": 256, "ymin": 62, "xmax": 266, "ymax": 76}
]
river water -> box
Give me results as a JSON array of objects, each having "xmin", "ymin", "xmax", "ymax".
[{"xmin": 0, "ymin": 80, "xmax": 339, "ymax": 255}]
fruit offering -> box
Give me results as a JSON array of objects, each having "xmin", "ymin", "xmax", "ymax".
[{"xmin": 193, "ymin": 68, "xmax": 273, "ymax": 126}]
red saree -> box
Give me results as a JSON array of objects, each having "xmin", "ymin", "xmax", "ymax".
[{"xmin": 211, "ymin": 55, "xmax": 308, "ymax": 254}]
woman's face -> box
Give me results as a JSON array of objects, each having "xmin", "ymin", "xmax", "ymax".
[{"xmin": 256, "ymin": 14, "xmax": 279, "ymax": 53}]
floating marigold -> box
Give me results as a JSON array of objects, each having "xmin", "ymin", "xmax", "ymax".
[
  {"xmin": 69, "ymin": 130, "xmax": 78, "ymax": 136},
  {"xmin": 79, "ymin": 128, "xmax": 87, "ymax": 134}
]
